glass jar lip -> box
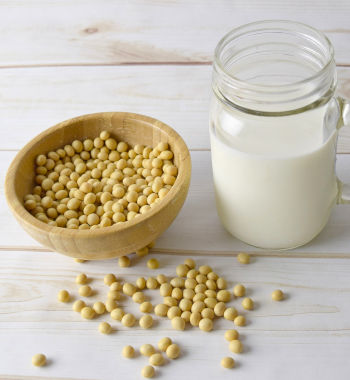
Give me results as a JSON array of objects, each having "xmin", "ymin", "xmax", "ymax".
[{"xmin": 214, "ymin": 20, "xmax": 335, "ymax": 90}]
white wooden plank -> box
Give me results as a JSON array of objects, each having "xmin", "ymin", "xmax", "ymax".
[
  {"xmin": 1, "ymin": 65, "xmax": 350, "ymax": 152},
  {"xmin": 0, "ymin": 250, "xmax": 349, "ymax": 380},
  {"xmin": 2, "ymin": 150, "xmax": 350, "ymax": 256},
  {"xmin": 0, "ymin": 65, "xmax": 211, "ymax": 151},
  {"xmin": 0, "ymin": 0, "xmax": 350, "ymax": 65}
]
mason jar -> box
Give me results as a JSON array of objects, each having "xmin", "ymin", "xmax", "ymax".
[{"xmin": 209, "ymin": 20, "xmax": 350, "ymax": 250}]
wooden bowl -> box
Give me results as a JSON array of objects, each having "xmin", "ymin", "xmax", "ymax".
[{"xmin": 5, "ymin": 112, "xmax": 191, "ymax": 260}]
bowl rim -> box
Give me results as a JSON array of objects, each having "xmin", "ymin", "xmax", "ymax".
[{"xmin": 5, "ymin": 111, "xmax": 191, "ymax": 239}]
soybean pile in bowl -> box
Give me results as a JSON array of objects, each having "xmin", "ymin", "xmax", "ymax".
[{"xmin": 5, "ymin": 112, "xmax": 191, "ymax": 260}]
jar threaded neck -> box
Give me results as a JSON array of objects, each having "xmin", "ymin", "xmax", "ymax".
[{"xmin": 213, "ymin": 20, "xmax": 336, "ymax": 114}]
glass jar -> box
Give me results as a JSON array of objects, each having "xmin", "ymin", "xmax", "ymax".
[{"xmin": 209, "ymin": 20, "xmax": 350, "ymax": 250}]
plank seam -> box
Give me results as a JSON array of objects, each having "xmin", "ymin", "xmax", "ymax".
[
  {"xmin": 1, "ymin": 246, "xmax": 350, "ymax": 259},
  {"xmin": 0, "ymin": 62, "xmax": 349, "ymax": 69},
  {"xmin": 2, "ymin": 149, "xmax": 350, "ymax": 154},
  {"xmin": 0, "ymin": 61, "xmax": 212, "ymax": 69}
]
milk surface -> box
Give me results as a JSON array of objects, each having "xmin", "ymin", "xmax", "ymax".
[{"xmin": 210, "ymin": 105, "xmax": 339, "ymax": 249}]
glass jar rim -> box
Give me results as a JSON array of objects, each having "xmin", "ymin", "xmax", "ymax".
[
  {"xmin": 214, "ymin": 20, "xmax": 334, "ymax": 90},
  {"xmin": 212, "ymin": 20, "xmax": 336, "ymax": 113}
]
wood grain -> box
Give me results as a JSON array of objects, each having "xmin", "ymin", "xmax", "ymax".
[
  {"xmin": 0, "ymin": 0, "xmax": 350, "ymax": 66},
  {"xmin": 0, "ymin": 250, "xmax": 349, "ymax": 380},
  {"xmin": 2, "ymin": 65, "xmax": 350, "ymax": 152},
  {"xmin": 2, "ymin": 150, "xmax": 350, "ymax": 256},
  {"xmin": 0, "ymin": 65, "xmax": 211, "ymax": 151}
]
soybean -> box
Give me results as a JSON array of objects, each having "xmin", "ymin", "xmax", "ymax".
[
  {"xmin": 140, "ymin": 344, "xmax": 156, "ymax": 357},
  {"xmin": 93, "ymin": 301, "xmax": 106, "ymax": 315},
  {"xmin": 199, "ymin": 317, "xmax": 213, "ymax": 332},
  {"xmin": 233, "ymin": 284, "xmax": 246, "ymax": 297},
  {"xmin": 224, "ymin": 329, "xmax": 239, "ymax": 341},
  {"xmin": 147, "ymin": 258, "xmax": 159, "ymax": 270},
  {"xmin": 98, "ymin": 321, "xmax": 112, "ymax": 334},
  {"xmin": 242, "ymin": 297, "xmax": 254, "ymax": 310},
  {"xmin": 221, "ymin": 357, "xmax": 235, "ymax": 369},
  {"xmin": 119, "ymin": 256, "xmax": 131, "ymax": 268},
  {"xmin": 81, "ymin": 306, "xmax": 95, "ymax": 319},
  {"xmin": 171, "ymin": 316, "xmax": 185, "ymax": 330},
  {"xmin": 141, "ymin": 365, "xmax": 155, "ymax": 378},
  {"xmin": 32, "ymin": 353, "xmax": 46, "ymax": 367},
  {"xmin": 140, "ymin": 301, "xmax": 153, "ymax": 313},
  {"xmin": 237, "ymin": 252, "xmax": 250, "ymax": 264},
  {"xmin": 229, "ymin": 339, "xmax": 243, "ymax": 353},
  {"xmin": 79, "ymin": 285, "xmax": 92, "ymax": 297},
  {"xmin": 272, "ymin": 289, "xmax": 284, "ymax": 301},
  {"xmin": 149, "ymin": 353, "xmax": 164, "ymax": 366},
  {"xmin": 234, "ymin": 315, "xmax": 246, "ymax": 327},
  {"xmin": 166, "ymin": 343, "xmax": 180, "ymax": 359},
  {"xmin": 58, "ymin": 289, "xmax": 70, "ymax": 302},
  {"xmin": 73, "ymin": 299, "xmax": 86, "ymax": 312},
  {"xmin": 158, "ymin": 337, "xmax": 172, "ymax": 352},
  {"xmin": 111, "ymin": 308, "xmax": 125, "ymax": 321},
  {"xmin": 139, "ymin": 314, "xmax": 154, "ymax": 329},
  {"xmin": 122, "ymin": 345, "xmax": 135, "ymax": 358},
  {"xmin": 75, "ymin": 273, "xmax": 88, "ymax": 284},
  {"xmin": 121, "ymin": 313, "xmax": 136, "ymax": 327}
]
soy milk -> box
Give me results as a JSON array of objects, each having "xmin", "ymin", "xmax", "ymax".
[{"xmin": 210, "ymin": 105, "xmax": 339, "ymax": 249}]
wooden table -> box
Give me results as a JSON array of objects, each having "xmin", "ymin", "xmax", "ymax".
[{"xmin": 1, "ymin": 1, "xmax": 350, "ymax": 379}]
